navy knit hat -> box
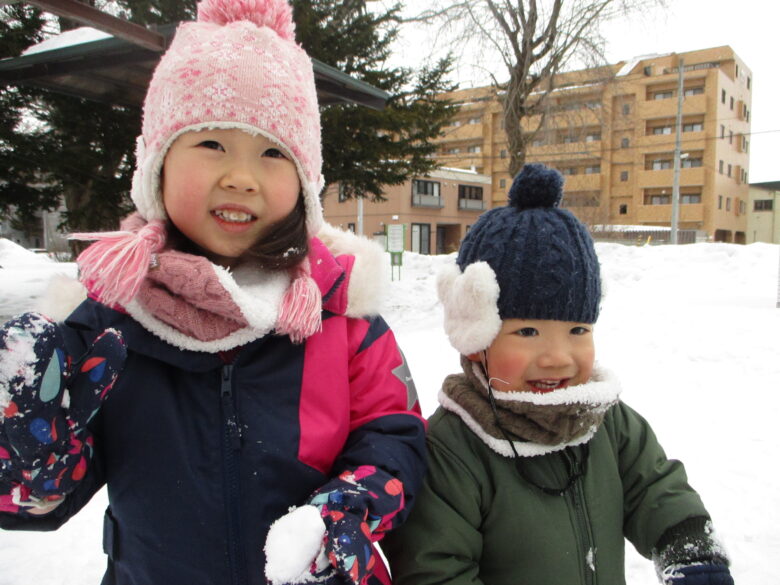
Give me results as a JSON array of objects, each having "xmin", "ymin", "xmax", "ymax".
[{"xmin": 437, "ymin": 163, "xmax": 601, "ymax": 355}]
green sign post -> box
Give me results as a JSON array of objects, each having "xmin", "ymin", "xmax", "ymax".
[{"xmin": 385, "ymin": 224, "xmax": 405, "ymax": 281}]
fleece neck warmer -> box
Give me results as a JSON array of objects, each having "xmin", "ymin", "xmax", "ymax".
[{"xmin": 439, "ymin": 356, "xmax": 621, "ymax": 457}]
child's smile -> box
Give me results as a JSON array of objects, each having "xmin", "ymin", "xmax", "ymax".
[
  {"xmin": 161, "ymin": 128, "xmax": 301, "ymax": 267},
  {"xmin": 472, "ymin": 318, "xmax": 595, "ymax": 394}
]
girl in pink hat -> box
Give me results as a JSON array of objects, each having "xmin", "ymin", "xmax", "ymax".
[{"xmin": 0, "ymin": 1, "xmax": 426, "ymax": 584}]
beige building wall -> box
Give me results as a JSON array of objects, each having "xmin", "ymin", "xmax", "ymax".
[
  {"xmin": 322, "ymin": 168, "xmax": 492, "ymax": 254},
  {"xmin": 747, "ymin": 183, "xmax": 780, "ymax": 243},
  {"xmin": 433, "ymin": 46, "xmax": 752, "ymax": 243}
]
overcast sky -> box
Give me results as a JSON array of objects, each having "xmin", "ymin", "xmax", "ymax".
[{"xmin": 389, "ymin": 0, "xmax": 779, "ymax": 183}]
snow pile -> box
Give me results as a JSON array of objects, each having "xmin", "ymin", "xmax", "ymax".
[
  {"xmin": 0, "ymin": 240, "xmax": 77, "ymax": 319},
  {"xmin": 0, "ymin": 239, "xmax": 53, "ymax": 268},
  {"xmin": 0, "ymin": 241, "xmax": 778, "ymax": 584}
]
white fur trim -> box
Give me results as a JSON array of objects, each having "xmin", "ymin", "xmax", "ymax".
[
  {"xmin": 471, "ymin": 360, "xmax": 621, "ymax": 407},
  {"xmin": 125, "ymin": 263, "xmax": 289, "ymax": 352},
  {"xmin": 316, "ymin": 222, "xmax": 386, "ymax": 318},
  {"xmin": 439, "ymin": 366, "xmax": 621, "ymax": 458},
  {"xmin": 265, "ymin": 505, "xmax": 327, "ymax": 585},
  {"xmin": 130, "ymin": 122, "xmax": 324, "ymax": 234},
  {"xmin": 35, "ymin": 274, "xmax": 87, "ymax": 323},
  {"xmin": 437, "ymin": 261, "xmax": 502, "ymax": 355}
]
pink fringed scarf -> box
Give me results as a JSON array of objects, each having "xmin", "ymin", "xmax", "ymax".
[{"xmin": 70, "ymin": 214, "xmax": 322, "ymax": 344}]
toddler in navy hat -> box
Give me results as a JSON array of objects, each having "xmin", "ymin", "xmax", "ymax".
[{"xmin": 382, "ymin": 163, "xmax": 734, "ymax": 585}]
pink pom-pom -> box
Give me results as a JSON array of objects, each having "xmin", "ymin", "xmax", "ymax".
[{"xmin": 197, "ymin": 0, "xmax": 296, "ymax": 41}]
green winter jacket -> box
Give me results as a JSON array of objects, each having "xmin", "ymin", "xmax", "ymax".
[{"xmin": 382, "ymin": 384, "xmax": 709, "ymax": 585}]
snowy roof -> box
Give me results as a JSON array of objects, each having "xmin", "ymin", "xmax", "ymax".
[{"xmin": 21, "ymin": 27, "xmax": 111, "ymax": 56}]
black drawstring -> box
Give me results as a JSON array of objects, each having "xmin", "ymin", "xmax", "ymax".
[{"xmin": 481, "ymin": 355, "xmax": 589, "ymax": 497}]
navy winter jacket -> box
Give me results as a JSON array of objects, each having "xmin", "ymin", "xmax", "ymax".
[{"xmin": 1, "ymin": 237, "xmax": 426, "ymax": 585}]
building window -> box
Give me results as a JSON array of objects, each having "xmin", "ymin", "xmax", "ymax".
[
  {"xmin": 721, "ymin": 90, "xmax": 726, "ymax": 103},
  {"xmin": 584, "ymin": 165, "xmax": 601, "ymax": 174},
  {"xmin": 412, "ymin": 179, "xmax": 442, "ymax": 207},
  {"xmin": 730, "ymin": 96, "xmax": 734, "ymax": 110},
  {"xmin": 718, "ymin": 195, "xmax": 723, "ymax": 209},
  {"xmin": 468, "ymin": 117, "xmax": 482, "ymax": 124},
  {"xmin": 681, "ymin": 193, "xmax": 702, "ymax": 204},
  {"xmin": 684, "ymin": 86, "xmax": 704, "ymax": 96},
  {"xmin": 747, "ymin": 76, "xmax": 751, "ymax": 90},
  {"xmin": 500, "ymin": 149, "xmax": 507, "ymax": 159},
  {"xmin": 681, "ymin": 157, "xmax": 703, "ymax": 168},
  {"xmin": 532, "ymin": 139, "xmax": 545, "ymax": 147},
  {"xmin": 467, "ymin": 145, "xmax": 481, "ymax": 153},
  {"xmin": 619, "ymin": 204, "xmax": 628, "ymax": 215},
  {"xmin": 652, "ymin": 159, "xmax": 673, "ymax": 170},
  {"xmin": 729, "ymin": 131, "xmax": 733, "ymax": 144},
  {"xmin": 561, "ymin": 167, "xmax": 577, "ymax": 176},
  {"xmin": 719, "ymin": 160, "xmax": 724, "ymax": 174},
  {"xmin": 727, "ymin": 164, "xmax": 732, "ymax": 177},
  {"xmin": 621, "ymin": 137, "xmax": 629, "ymax": 148},
  {"xmin": 622, "ymin": 104, "xmax": 630, "ymax": 115},
  {"xmin": 645, "ymin": 194, "xmax": 671, "ymax": 205},
  {"xmin": 620, "ymin": 171, "xmax": 629, "ymax": 181},
  {"xmin": 739, "ymin": 200, "xmax": 747, "ymax": 214},
  {"xmin": 726, "ymin": 197, "xmax": 731, "ymax": 211},
  {"xmin": 754, "ymin": 199, "xmax": 774, "ymax": 211},
  {"xmin": 458, "ymin": 185, "xmax": 485, "ymax": 210},
  {"xmin": 585, "ymin": 133, "xmax": 601, "ymax": 142},
  {"xmin": 347, "ymin": 223, "xmax": 356, "ymax": 233},
  {"xmin": 652, "ymin": 126, "xmax": 673, "ymax": 135},
  {"xmin": 720, "ymin": 125, "xmax": 725, "ymax": 139},
  {"xmin": 654, "ymin": 90, "xmax": 674, "ymax": 100},
  {"xmin": 683, "ymin": 122, "xmax": 703, "ymax": 132},
  {"xmin": 411, "ymin": 223, "xmax": 431, "ymax": 254},
  {"xmin": 499, "ymin": 178, "xmax": 506, "ymax": 188}
]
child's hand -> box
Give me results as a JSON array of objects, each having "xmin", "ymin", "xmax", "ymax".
[
  {"xmin": 0, "ymin": 313, "xmax": 125, "ymax": 514},
  {"xmin": 661, "ymin": 562, "xmax": 734, "ymax": 584}
]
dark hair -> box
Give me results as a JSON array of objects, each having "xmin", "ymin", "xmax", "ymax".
[{"xmin": 165, "ymin": 194, "xmax": 309, "ymax": 270}]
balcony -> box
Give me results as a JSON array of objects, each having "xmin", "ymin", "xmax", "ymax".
[
  {"xmin": 638, "ymin": 167, "xmax": 705, "ymax": 188},
  {"xmin": 637, "ymin": 203, "xmax": 704, "ymax": 223},
  {"xmin": 458, "ymin": 198, "xmax": 486, "ymax": 211},
  {"xmin": 412, "ymin": 194, "xmax": 444, "ymax": 208},
  {"xmin": 637, "ymin": 93, "xmax": 707, "ymax": 119}
]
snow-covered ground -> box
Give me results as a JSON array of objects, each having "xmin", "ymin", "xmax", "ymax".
[{"xmin": 1, "ymin": 237, "xmax": 778, "ymax": 584}]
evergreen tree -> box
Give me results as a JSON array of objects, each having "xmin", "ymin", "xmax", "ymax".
[{"xmin": 293, "ymin": 0, "xmax": 457, "ymax": 200}]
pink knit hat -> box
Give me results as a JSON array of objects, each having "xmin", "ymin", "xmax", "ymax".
[
  {"xmin": 71, "ymin": 0, "xmax": 325, "ymax": 341},
  {"xmin": 133, "ymin": 0, "xmax": 324, "ymax": 233}
]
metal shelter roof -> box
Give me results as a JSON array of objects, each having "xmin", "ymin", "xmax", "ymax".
[{"xmin": 0, "ymin": 2, "xmax": 388, "ymax": 110}]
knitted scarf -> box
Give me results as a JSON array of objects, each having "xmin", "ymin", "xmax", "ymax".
[{"xmin": 439, "ymin": 356, "xmax": 620, "ymax": 457}]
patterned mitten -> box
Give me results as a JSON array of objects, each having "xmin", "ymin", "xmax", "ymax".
[
  {"xmin": 661, "ymin": 563, "xmax": 734, "ymax": 585},
  {"xmin": 0, "ymin": 313, "xmax": 125, "ymax": 514},
  {"xmin": 654, "ymin": 517, "xmax": 733, "ymax": 585},
  {"xmin": 308, "ymin": 466, "xmax": 405, "ymax": 585},
  {"xmin": 264, "ymin": 465, "xmax": 405, "ymax": 585}
]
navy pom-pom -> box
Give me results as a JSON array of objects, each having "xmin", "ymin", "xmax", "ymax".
[{"xmin": 508, "ymin": 163, "xmax": 564, "ymax": 210}]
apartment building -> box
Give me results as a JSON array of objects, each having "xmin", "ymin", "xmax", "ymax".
[
  {"xmin": 433, "ymin": 46, "xmax": 752, "ymax": 243},
  {"xmin": 747, "ymin": 181, "xmax": 780, "ymax": 243},
  {"xmin": 321, "ymin": 167, "xmax": 492, "ymax": 254}
]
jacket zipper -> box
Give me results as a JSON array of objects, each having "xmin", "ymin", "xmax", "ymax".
[
  {"xmin": 220, "ymin": 364, "xmax": 246, "ymax": 585},
  {"xmin": 563, "ymin": 449, "xmax": 596, "ymax": 585}
]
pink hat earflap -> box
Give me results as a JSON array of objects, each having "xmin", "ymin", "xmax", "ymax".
[
  {"xmin": 275, "ymin": 258, "xmax": 322, "ymax": 343},
  {"xmin": 70, "ymin": 220, "xmax": 167, "ymax": 307}
]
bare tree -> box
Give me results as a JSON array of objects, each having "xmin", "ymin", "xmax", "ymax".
[{"xmin": 412, "ymin": 0, "xmax": 663, "ymax": 176}]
